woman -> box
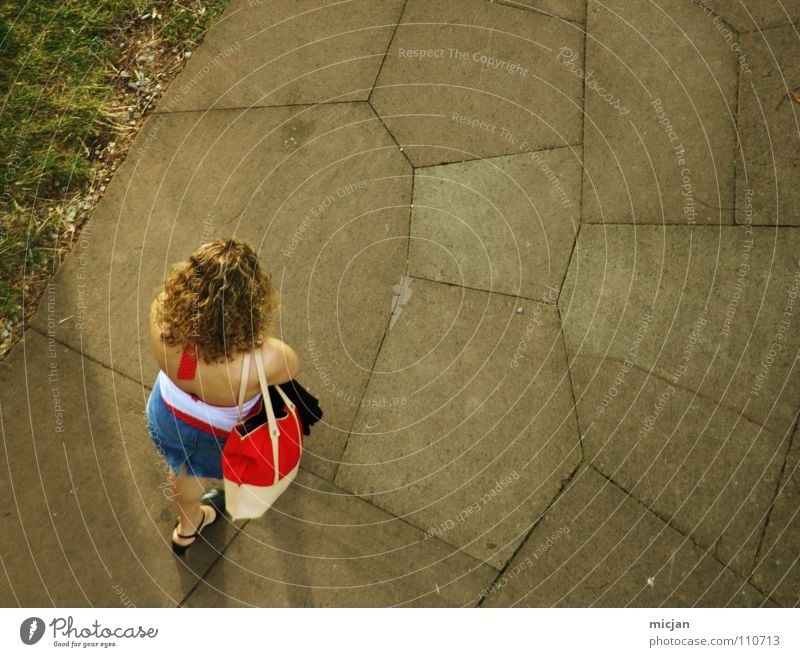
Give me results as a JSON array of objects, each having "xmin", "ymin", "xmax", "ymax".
[{"xmin": 146, "ymin": 238, "xmax": 300, "ymax": 555}]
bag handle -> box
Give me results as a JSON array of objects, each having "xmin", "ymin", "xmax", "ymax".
[
  {"xmin": 254, "ymin": 349, "xmax": 297, "ymax": 485},
  {"xmin": 237, "ymin": 351, "xmax": 252, "ymax": 420},
  {"xmin": 236, "ymin": 347, "xmax": 297, "ymax": 425},
  {"xmin": 253, "ymin": 349, "xmax": 279, "ymax": 442}
]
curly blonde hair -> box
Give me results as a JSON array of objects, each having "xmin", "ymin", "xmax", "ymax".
[{"xmin": 156, "ymin": 239, "xmax": 279, "ymax": 363}]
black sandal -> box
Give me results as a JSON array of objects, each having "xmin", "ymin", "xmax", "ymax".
[
  {"xmin": 171, "ymin": 506, "xmax": 219, "ymax": 556},
  {"xmin": 200, "ymin": 488, "xmax": 226, "ymax": 517}
]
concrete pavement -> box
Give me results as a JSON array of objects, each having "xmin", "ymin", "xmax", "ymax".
[{"xmin": 2, "ymin": 0, "xmax": 798, "ymax": 606}]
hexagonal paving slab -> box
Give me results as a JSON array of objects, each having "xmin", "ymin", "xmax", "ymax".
[
  {"xmin": 560, "ymin": 224, "xmax": 800, "ymax": 575},
  {"xmin": 582, "ymin": 0, "xmax": 738, "ymax": 224},
  {"xmin": 30, "ymin": 102, "xmax": 412, "ymax": 482},
  {"xmin": 157, "ymin": 0, "xmax": 406, "ymax": 111},
  {"xmin": 334, "ymin": 278, "xmax": 581, "ymax": 569},
  {"xmin": 482, "ymin": 467, "xmax": 770, "ymax": 606},
  {"xmin": 560, "ymin": 225, "xmax": 800, "ymax": 441},
  {"xmin": 736, "ymin": 25, "xmax": 800, "ymax": 226},
  {"xmin": 409, "ymin": 146, "xmax": 581, "ymax": 300},
  {"xmin": 572, "ymin": 354, "xmax": 788, "ymax": 576},
  {"xmin": 183, "ymin": 470, "xmax": 497, "ymax": 607},
  {"xmin": 371, "ymin": 0, "xmax": 584, "ymax": 167}
]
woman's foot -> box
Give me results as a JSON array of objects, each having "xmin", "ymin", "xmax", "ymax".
[
  {"xmin": 171, "ymin": 504, "xmax": 217, "ymax": 555},
  {"xmin": 200, "ymin": 488, "xmax": 226, "ymax": 517}
]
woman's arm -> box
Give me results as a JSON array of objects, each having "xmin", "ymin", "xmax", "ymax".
[{"xmin": 260, "ymin": 337, "xmax": 300, "ymax": 385}]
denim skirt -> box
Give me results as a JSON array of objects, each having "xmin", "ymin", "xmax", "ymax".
[{"xmin": 146, "ymin": 378, "xmax": 228, "ymax": 479}]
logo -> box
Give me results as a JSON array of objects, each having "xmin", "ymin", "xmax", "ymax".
[
  {"xmin": 389, "ymin": 274, "xmax": 413, "ymax": 329},
  {"xmin": 20, "ymin": 617, "xmax": 45, "ymax": 645}
]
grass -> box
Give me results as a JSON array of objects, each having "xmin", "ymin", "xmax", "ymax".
[{"xmin": 0, "ymin": 0, "xmax": 230, "ymax": 355}]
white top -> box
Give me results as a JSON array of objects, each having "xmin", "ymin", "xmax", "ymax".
[{"xmin": 156, "ymin": 370, "xmax": 261, "ymax": 432}]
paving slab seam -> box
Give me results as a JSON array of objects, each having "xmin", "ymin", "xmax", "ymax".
[
  {"xmin": 577, "ymin": 0, "xmax": 588, "ymax": 144},
  {"xmin": 747, "ymin": 407, "xmax": 800, "ymax": 576},
  {"xmin": 571, "ymin": 351, "xmax": 774, "ymax": 434},
  {"xmin": 407, "ymin": 273, "xmax": 559, "ymax": 305},
  {"xmin": 692, "ymin": 195, "xmax": 735, "ymax": 214},
  {"xmin": 406, "ymin": 150, "xmax": 415, "ymax": 270},
  {"xmin": 26, "ymin": 325, "xmax": 146, "ymax": 390},
  {"xmin": 736, "ymin": 20, "xmax": 800, "ymax": 34},
  {"xmin": 572, "ymin": 0, "xmax": 588, "ymax": 259},
  {"xmin": 580, "ymin": 466, "xmax": 728, "ymax": 565},
  {"xmin": 586, "ymin": 462, "xmax": 782, "ymax": 606},
  {"xmin": 365, "ymin": 100, "xmax": 415, "ymax": 169},
  {"xmin": 556, "ymin": 303, "xmax": 585, "ymax": 461},
  {"xmin": 586, "ymin": 461, "xmax": 716, "ymax": 556},
  {"xmin": 312, "ymin": 475, "xmax": 505, "ymax": 577},
  {"xmin": 0, "ymin": 553, "xmax": 21, "ymax": 606},
  {"xmin": 329, "ymin": 313, "xmax": 404, "ymax": 484},
  {"xmin": 327, "ymin": 109, "xmax": 414, "ymax": 483},
  {"xmin": 180, "ymin": 491, "xmax": 499, "ymax": 607},
  {"xmin": 489, "ymin": 0, "xmax": 586, "ymax": 25},
  {"xmin": 682, "ymin": 5, "xmax": 740, "ymax": 41},
  {"xmin": 559, "ymin": 218, "xmax": 582, "ymax": 300},
  {"xmin": 177, "ymin": 522, "xmax": 250, "ymax": 608},
  {"xmin": 733, "ymin": 43, "xmax": 752, "ymax": 200},
  {"xmin": 585, "ymin": 467, "xmax": 776, "ymax": 606},
  {"xmin": 152, "ymin": 98, "xmax": 362, "ymax": 116},
  {"xmin": 475, "ymin": 459, "xmax": 582, "ymax": 607},
  {"xmin": 731, "ymin": 15, "xmax": 743, "ymax": 226},
  {"xmin": 580, "ymin": 222, "xmax": 800, "ymax": 227},
  {"xmin": 367, "ymin": 0, "xmax": 409, "ymax": 105},
  {"xmin": 417, "ymin": 142, "xmax": 583, "ymax": 169},
  {"xmin": 216, "ymin": 207, "xmax": 248, "ymax": 242}
]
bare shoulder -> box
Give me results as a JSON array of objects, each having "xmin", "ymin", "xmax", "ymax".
[{"xmin": 259, "ymin": 337, "xmax": 300, "ymax": 384}]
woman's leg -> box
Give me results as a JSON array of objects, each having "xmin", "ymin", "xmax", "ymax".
[{"xmin": 170, "ymin": 465, "xmax": 216, "ymax": 546}]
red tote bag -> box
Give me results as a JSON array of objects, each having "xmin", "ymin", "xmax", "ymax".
[{"xmin": 221, "ymin": 349, "xmax": 303, "ymax": 519}]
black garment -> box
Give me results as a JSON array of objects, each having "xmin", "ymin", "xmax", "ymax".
[{"xmin": 266, "ymin": 379, "xmax": 323, "ymax": 436}]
